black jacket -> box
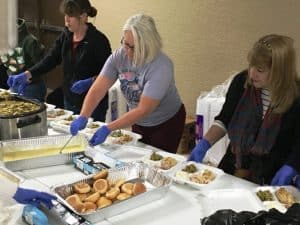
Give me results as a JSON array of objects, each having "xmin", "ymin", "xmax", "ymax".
[
  {"xmin": 29, "ymin": 23, "xmax": 111, "ymax": 109},
  {"xmin": 216, "ymin": 70, "xmax": 300, "ymax": 184}
]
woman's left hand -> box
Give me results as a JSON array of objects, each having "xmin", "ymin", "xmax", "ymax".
[{"xmin": 271, "ymin": 165, "xmax": 298, "ymax": 186}]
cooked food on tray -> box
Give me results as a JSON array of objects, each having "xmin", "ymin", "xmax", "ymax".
[
  {"xmin": 160, "ymin": 157, "xmax": 178, "ymax": 170},
  {"xmin": 47, "ymin": 109, "xmax": 66, "ymax": 118},
  {"xmin": 175, "ymin": 168, "xmax": 216, "ymax": 184},
  {"xmin": 146, "ymin": 153, "xmax": 179, "ymax": 170},
  {"xmin": 190, "ymin": 169, "xmax": 216, "ymax": 184},
  {"xmin": 0, "ymin": 99, "xmax": 40, "ymax": 116},
  {"xmin": 150, "ymin": 152, "xmax": 163, "ymax": 161},
  {"xmin": 109, "ymin": 130, "xmax": 134, "ymax": 144},
  {"xmin": 256, "ymin": 190, "xmax": 274, "ymax": 201},
  {"xmin": 88, "ymin": 122, "xmax": 101, "ymax": 129},
  {"xmin": 182, "ymin": 164, "xmax": 198, "ymax": 173},
  {"xmin": 275, "ymin": 187, "xmax": 295, "ymax": 207},
  {"xmin": 63, "ymin": 171, "xmax": 147, "ymax": 213}
]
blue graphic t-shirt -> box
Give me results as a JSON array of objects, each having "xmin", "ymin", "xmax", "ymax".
[{"xmin": 101, "ymin": 48, "xmax": 182, "ymax": 126}]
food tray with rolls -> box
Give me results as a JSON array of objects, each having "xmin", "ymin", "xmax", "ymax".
[{"xmin": 51, "ymin": 162, "xmax": 172, "ymax": 223}]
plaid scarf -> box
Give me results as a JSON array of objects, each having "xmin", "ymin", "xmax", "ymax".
[{"xmin": 227, "ymin": 86, "xmax": 281, "ymax": 169}]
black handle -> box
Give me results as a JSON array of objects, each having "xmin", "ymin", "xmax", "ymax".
[{"xmin": 17, "ymin": 115, "xmax": 42, "ymax": 128}]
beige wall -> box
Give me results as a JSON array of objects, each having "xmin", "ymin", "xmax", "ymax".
[{"xmin": 91, "ymin": 0, "xmax": 300, "ymax": 117}]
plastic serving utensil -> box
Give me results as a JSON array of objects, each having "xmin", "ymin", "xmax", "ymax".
[{"xmin": 59, "ymin": 136, "xmax": 74, "ymax": 154}]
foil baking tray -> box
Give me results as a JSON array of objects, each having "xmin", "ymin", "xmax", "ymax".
[
  {"xmin": 0, "ymin": 166, "xmax": 24, "ymax": 184},
  {"xmin": 52, "ymin": 162, "xmax": 172, "ymax": 223},
  {"xmin": 0, "ymin": 134, "xmax": 88, "ymax": 171}
]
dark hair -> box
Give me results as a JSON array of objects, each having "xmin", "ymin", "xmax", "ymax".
[{"xmin": 60, "ymin": 0, "xmax": 97, "ymax": 17}]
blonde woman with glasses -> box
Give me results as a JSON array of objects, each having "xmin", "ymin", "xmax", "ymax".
[
  {"xmin": 71, "ymin": 13, "xmax": 186, "ymax": 153},
  {"xmin": 189, "ymin": 34, "xmax": 300, "ymax": 186}
]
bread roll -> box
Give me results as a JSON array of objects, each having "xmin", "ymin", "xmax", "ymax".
[
  {"xmin": 93, "ymin": 169, "xmax": 108, "ymax": 180},
  {"xmin": 73, "ymin": 182, "xmax": 91, "ymax": 194},
  {"xmin": 96, "ymin": 197, "xmax": 112, "ymax": 208},
  {"xmin": 105, "ymin": 187, "xmax": 120, "ymax": 200},
  {"xmin": 84, "ymin": 191, "xmax": 100, "ymax": 203},
  {"xmin": 83, "ymin": 201, "xmax": 97, "ymax": 213},
  {"xmin": 132, "ymin": 182, "xmax": 146, "ymax": 195},
  {"xmin": 65, "ymin": 194, "xmax": 85, "ymax": 213},
  {"xmin": 93, "ymin": 179, "xmax": 109, "ymax": 194},
  {"xmin": 113, "ymin": 178, "xmax": 126, "ymax": 188},
  {"xmin": 116, "ymin": 192, "xmax": 131, "ymax": 201},
  {"xmin": 121, "ymin": 182, "xmax": 134, "ymax": 195}
]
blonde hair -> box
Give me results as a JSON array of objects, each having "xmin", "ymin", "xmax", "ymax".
[
  {"xmin": 247, "ymin": 34, "xmax": 300, "ymax": 113},
  {"xmin": 123, "ymin": 14, "xmax": 162, "ymax": 66}
]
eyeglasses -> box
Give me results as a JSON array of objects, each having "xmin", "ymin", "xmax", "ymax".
[{"xmin": 120, "ymin": 37, "xmax": 134, "ymax": 51}]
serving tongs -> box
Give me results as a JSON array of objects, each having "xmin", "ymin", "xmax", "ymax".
[{"xmin": 59, "ymin": 135, "xmax": 74, "ymax": 154}]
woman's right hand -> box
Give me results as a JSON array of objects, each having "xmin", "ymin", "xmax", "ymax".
[{"xmin": 70, "ymin": 116, "xmax": 88, "ymax": 135}]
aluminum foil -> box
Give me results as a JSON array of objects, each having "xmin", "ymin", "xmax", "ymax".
[{"xmin": 52, "ymin": 162, "xmax": 172, "ymax": 223}]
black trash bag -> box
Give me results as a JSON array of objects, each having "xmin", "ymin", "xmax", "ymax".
[{"xmin": 201, "ymin": 203, "xmax": 300, "ymax": 225}]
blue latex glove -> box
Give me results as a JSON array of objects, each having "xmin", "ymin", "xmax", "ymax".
[
  {"xmin": 70, "ymin": 77, "xmax": 93, "ymax": 94},
  {"xmin": 7, "ymin": 72, "xmax": 28, "ymax": 95},
  {"xmin": 13, "ymin": 187, "xmax": 57, "ymax": 209},
  {"xmin": 271, "ymin": 165, "xmax": 298, "ymax": 186},
  {"xmin": 89, "ymin": 125, "xmax": 111, "ymax": 146},
  {"xmin": 188, "ymin": 138, "xmax": 211, "ymax": 163},
  {"xmin": 70, "ymin": 116, "xmax": 88, "ymax": 135}
]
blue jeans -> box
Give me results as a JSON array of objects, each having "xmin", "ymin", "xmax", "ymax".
[
  {"xmin": 12, "ymin": 80, "xmax": 46, "ymax": 102},
  {"xmin": 64, "ymin": 96, "xmax": 108, "ymax": 122}
]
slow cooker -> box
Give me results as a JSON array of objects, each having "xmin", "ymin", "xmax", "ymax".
[{"xmin": 0, "ymin": 94, "xmax": 47, "ymax": 140}]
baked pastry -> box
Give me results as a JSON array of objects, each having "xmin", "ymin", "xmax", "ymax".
[
  {"xmin": 116, "ymin": 192, "xmax": 131, "ymax": 201},
  {"xmin": 93, "ymin": 179, "xmax": 109, "ymax": 194},
  {"xmin": 132, "ymin": 182, "xmax": 146, "ymax": 195},
  {"xmin": 83, "ymin": 202, "xmax": 97, "ymax": 213},
  {"xmin": 73, "ymin": 182, "xmax": 91, "ymax": 194},
  {"xmin": 65, "ymin": 194, "xmax": 85, "ymax": 213},
  {"xmin": 93, "ymin": 169, "xmax": 108, "ymax": 180},
  {"xmin": 84, "ymin": 191, "xmax": 100, "ymax": 203},
  {"xmin": 121, "ymin": 182, "xmax": 134, "ymax": 195},
  {"xmin": 96, "ymin": 197, "xmax": 112, "ymax": 208},
  {"xmin": 105, "ymin": 187, "xmax": 120, "ymax": 200}
]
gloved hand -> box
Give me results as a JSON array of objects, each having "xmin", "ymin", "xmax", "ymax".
[
  {"xmin": 7, "ymin": 72, "xmax": 28, "ymax": 95},
  {"xmin": 89, "ymin": 125, "xmax": 111, "ymax": 146},
  {"xmin": 13, "ymin": 187, "xmax": 57, "ymax": 209},
  {"xmin": 70, "ymin": 77, "xmax": 94, "ymax": 94},
  {"xmin": 70, "ymin": 116, "xmax": 88, "ymax": 135},
  {"xmin": 271, "ymin": 165, "xmax": 298, "ymax": 186},
  {"xmin": 188, "ymin": 138, "xmax": 211, "ymax": 163}
]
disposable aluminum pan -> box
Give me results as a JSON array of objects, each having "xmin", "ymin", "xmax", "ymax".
[
  {"xmin": 0, "ymin": 134, "xmax": 88, "ymax": 171},
  {"xmin": 52, "ymin": 162, "xmax": 172, "ymax": 223}
]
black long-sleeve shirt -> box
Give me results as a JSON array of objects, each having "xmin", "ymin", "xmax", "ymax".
[{"xmin": 29, "ymin": 23, "xmax": 111, "ymax": 109}]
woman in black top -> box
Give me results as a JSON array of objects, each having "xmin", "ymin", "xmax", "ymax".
[
  {"xmin": 7, "ymin": 0, "xmax": 111, "ymax": 122},
  {"xmin": 189, "ymin": 34, "xmax": 300, "ymax": 185}
]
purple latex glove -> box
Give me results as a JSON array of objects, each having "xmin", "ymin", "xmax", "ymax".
[
  {"xmin": 13, "ymin": 187, "xmax": 56, "ymax": 209},
  {"xmin": 271, "ymin": 165, "xmax": 298, "ymax": 186},
  {"xmin": 89, "ymin": 125, "xmax": 111, "ymax": 146},
  {"xmin": 70, "ymin": 116, "xmax": 88, "ymax": 135},
  {"xmin": 70, "ymin": 77, "xmax": 93, "ymax": 94},
  {"xmin": 7, "ymin": 72, "xmax": 28, "ymax": 95},
  {"xmin": 188, "ymin": 138, "xmax": 211, "ymax": 163}
]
